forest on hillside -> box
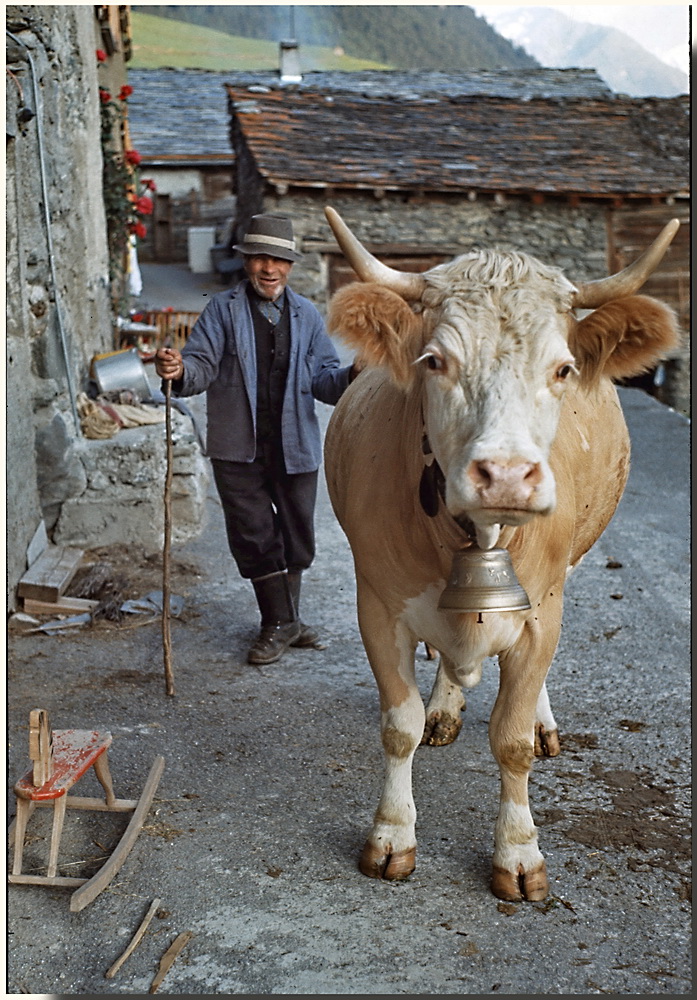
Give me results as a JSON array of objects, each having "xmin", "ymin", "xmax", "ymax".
[{"xmin": 133, "ymin": 5, "xmax": 538, "ymax": 70}]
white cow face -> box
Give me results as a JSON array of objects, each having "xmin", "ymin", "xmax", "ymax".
[{"xmin": 414, "ymin": 254, "xmax": 578, "ymax": 532}]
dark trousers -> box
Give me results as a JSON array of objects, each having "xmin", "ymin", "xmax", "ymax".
[{"xmin": 211, "ymin": 453, "xmax": 318, "ymax": 580}]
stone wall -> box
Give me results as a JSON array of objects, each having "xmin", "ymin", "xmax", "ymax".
[
  {"xmin": 6, "ymin": 5, "xmax": 114, "ymax": 609},
  {"xmin": 260, "ymin": 189, "xmax": 689, "ymax": 414},
  {"xmin": 5, "ymin": 6, "xmax": 209, "ymax": 611},
  {"xmin": 53, "ymin": 410, "xmax": 209, "ymax": 551},
  {"xmin": 261, "ymin": 189, "xmax": 610, "ymax": 306}
]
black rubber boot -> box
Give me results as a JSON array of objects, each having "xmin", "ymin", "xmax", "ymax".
[
  {"xmin": 248, "ymin": 572, "xmax": 301, "ymax": 665},
  {"xmin": 287, "ymin": 572, "xmax": 321, "ymax": 648}
]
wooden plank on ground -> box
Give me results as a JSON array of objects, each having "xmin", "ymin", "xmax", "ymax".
[
  {"xmin": 22, "ymin": 595, "xmax": 99, "ymax": 615},
  {"xmin": 18, "ymin": 546, "xmax": 84, "ymax": 602}
]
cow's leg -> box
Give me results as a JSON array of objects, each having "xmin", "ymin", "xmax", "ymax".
[
  {"xmin": 421, "ymin": 656, "xmax": 468, "ymax": 746},
  {"xmin": 489, "ymin": 603, "xmax": 563, "ymax": 902},
  {"xmin": 356, "ymin": 577, "xmax": 423, "ymax": 881},
  {"xmin": 534, "ymin": 682, "xmax": 561, "ymax": 757}
]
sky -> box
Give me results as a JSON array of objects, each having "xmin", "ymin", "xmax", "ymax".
[{"xmin": 470, "ymin": 3, "xmax": 691, "ymax": 74}]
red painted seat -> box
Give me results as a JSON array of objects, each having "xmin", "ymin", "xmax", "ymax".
[{"xmin": 14, "ymin": 729, "xmax": 113, "ymax": 801}]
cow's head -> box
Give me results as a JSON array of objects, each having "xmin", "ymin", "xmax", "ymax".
[{"xmin": 326, "ymin": 207, "xmax": 679, "ymax": 545}]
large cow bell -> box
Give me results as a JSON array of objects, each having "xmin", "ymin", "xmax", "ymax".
[{"xmin": 438, "ymin": 545, "xmax": 531, "ymax": 616}]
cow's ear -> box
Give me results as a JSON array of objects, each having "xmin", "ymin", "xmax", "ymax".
[
  {"xmin": 570, "ymin": 295, "xmax": 679, "ymax": 387},
  {"xmin": 327, "ymin": 282, "xmax": 424, "ymax": 387}
]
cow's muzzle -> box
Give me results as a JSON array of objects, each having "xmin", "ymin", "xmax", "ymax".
[{"xmin": 468, "ymin": 459, "xmax": 544, "ymax": 510}]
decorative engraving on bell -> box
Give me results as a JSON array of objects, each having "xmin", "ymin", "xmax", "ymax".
[{"xmin": 438, "ymin": 546, "xmax": 531, "ymax": 614}]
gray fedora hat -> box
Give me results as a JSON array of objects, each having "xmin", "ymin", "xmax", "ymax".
[{"xmin": 233, "ymin": 214, "xmax": 303, "ymax": 262}]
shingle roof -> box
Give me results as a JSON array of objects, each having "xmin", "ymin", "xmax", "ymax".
[
  {"xmin": 126, "ymin": 67, "xmax": 688, "ymax": 199},
  {"xmin": 227, "ymin": 87, "xmax": 688, "ymax": 199},
  {"xmin": 127, "ymin": 66, "xmax": 614, "ymax": 161},
  {"xmin": 128, "ymin": 69, "xmax": 233, "ymax": 159}
]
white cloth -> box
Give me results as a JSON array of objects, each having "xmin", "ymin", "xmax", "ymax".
[{"xmin": 128, "ymin": 234, "xmax": 143, "ymax": 297}]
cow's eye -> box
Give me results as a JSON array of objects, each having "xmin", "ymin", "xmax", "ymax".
[
  {"xmin": 414, "ymin": 350, "xmax": 445, "ymax": 371},
  {"xmin": 555, "ymin": 362, "xmax": 577, "ymax": 381}
]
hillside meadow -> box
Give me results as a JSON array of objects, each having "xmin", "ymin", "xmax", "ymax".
[{"xmin": 129, "ymin": 11, "xmax": 387, "ymax": 71}]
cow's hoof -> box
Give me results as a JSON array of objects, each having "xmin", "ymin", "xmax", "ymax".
[
  {"xmin": 534, "ymin": 725, "xmax": 561, "ymax": 757},
  {"xmin": 359, "ymin": 843, "xmax": 416, "ymax": 880},
  {"xmin": 491, "ymin": 862, "xmax": 548, "ymax": 902},
  {"xmin": 421, "ymin": 711, "xmax": 462, "ymax": 746}
]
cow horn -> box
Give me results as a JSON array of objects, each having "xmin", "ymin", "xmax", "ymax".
[
  {"xmin": 572, "ymin": 218, "xmax": 680, "ymax": 310},
  {"xmin": 325, "ymin": 206, "xmax": 426, "ymax": 301}
]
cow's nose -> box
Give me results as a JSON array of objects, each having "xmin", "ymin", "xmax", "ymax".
[{"xmin": 469, "ymin": 459, "xmax": 542, "ymax": 506}]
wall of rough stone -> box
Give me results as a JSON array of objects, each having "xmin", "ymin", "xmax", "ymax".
[
  {"xmin": 6, "ymin": 5, "xmax": 114, "ymax": 608},
  {"xmin": 5, "ymin": 6, "xmax": 209, "ymax": 612},
  {"xmin": 261, "ymin": 189, "xmax": 610, "ymax": 306},
  {"xmin": 260, "ymin": 189, "xmax": 689, "ymax": 415},
  {"xmin": 53, "ymin": 410, "xmax": 210, "ymax": 551}
]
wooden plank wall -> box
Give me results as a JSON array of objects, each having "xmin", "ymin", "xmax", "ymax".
[
  {"xmin": 609, "ymin": 202, "xmax": 690, "ymax": 414},
  {"xmin": 609, "ymin": 203, "xmax": 690, "ymax": 331}
]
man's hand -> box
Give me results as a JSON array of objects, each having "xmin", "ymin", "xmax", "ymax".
[
  {"xmin": 155, "ymin": 347, "xmax": 184, "ymax": 381},
  {"xmin": 349, "ymin": 354, "xmax": 367, "ymax": 382}
]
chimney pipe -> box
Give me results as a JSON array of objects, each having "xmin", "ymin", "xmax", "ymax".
[{"xmin": 279, "ymin": 40, "xmax": 301, "ymax": 84}]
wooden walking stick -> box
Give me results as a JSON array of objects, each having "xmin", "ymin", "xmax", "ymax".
[{"xmin": 162, "ymin": 377, "xmax": 175, "ymax": 696}]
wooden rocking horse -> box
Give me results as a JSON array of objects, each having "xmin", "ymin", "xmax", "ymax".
[{"xmin": 8, "ymin": 709, "xmax": 164, "ymax": 912}]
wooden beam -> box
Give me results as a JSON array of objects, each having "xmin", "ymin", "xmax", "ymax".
[
  {"xmin": 26, "ymin": 795, "xmax": 139, "ymax": 812},
  {"xmin": 8, "ymin": 874, "xmax": 88, "ymax": 888},
  {"xmin": 23, "ymin": 596, "xmax": 99, "ymax": 616},
  {"xmin": 18, "ymin": 546, "xmax": 84, "ymax": 602}
]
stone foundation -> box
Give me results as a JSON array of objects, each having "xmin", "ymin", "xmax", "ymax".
[{"xmin": 52, "ymin": 409, "xmax": 209, "ymax": 553}]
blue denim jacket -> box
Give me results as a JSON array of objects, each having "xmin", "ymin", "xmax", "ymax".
[{"xmin": 173, "ymin": 280, "xmax": 351, "ymax": 473}]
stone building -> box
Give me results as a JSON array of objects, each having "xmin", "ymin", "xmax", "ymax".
[
  {"xmin": 126, "ymin": 67, "xmax": 237, "ymax": 265},
  {"xmin": 224, "ymin": 70, "xmax": 690, "ymax": 414},
  {"xmin": 126, "ymin": 64, "xmax": 689, "ymax": 412},
  {"xmin": 5, "ymin": 5, "xmax": 207, "ymax": 612}
]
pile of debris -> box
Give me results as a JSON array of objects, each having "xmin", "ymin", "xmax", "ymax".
[{"xmin": 12, "ymin": 544, "xmax": 183, "ymax": 635}]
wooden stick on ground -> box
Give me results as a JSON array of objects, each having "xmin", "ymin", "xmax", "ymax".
[
  {"xmin": 149, "ymin": 930, "xmax": 194, "ymax": 994},
  {"xmin": 105, "ymin": 897, "xmax": 161, "ymax": 979},
  {"xmin": 162, "ymin": 379, "xmax": 175, "ymax": 696}
]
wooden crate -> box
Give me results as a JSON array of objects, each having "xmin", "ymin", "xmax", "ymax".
[{"xmin": 141, "ymin": 310, "xmax": 201, "ymax": 352}]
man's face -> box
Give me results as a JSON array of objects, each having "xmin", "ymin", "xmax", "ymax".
[{"xmin": 244, "ymin": 254, "xmax": 293, "ymax": 300}]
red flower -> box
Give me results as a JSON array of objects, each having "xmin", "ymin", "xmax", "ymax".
[
  {"xmin": 129, "ymin": 221, "xmax": 147, "ymax": 239},
  {"xmin": 124, "ymin": 149, "xmax": 142, "ymax": 166},
  {"xmin": 99, "ymin": 89, "xmax": 111, "ymax": 103},
  {"xmin": 118, "ymin": 84, "xmax": 134, "ymax": 100},
  {"xmin": 96, "ymin": 49, "xmax": 107, "ymax": 63},
  {"xmin": 141, "ymin": 178, "xmax": 157, "ymax": 191},
  {"xmin": 164, "ymin": 306, "xmax": 174, "ymax": 313},
  {"xmin": 135, "ymin": 195, "xmax": 153, "ymax": 216}
]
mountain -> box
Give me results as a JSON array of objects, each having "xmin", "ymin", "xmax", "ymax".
[
  {"xmin": 131, "ymin": 5, "xmax": 539, "ymax": 71},
  {"xmin": 477, "ymin": 7, "xmax": 688, "ymax": 97}
]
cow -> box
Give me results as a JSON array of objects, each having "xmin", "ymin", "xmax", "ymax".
[{"xmin": 322, "ymin": 205, "xmax": 679, "ymax": 901}]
